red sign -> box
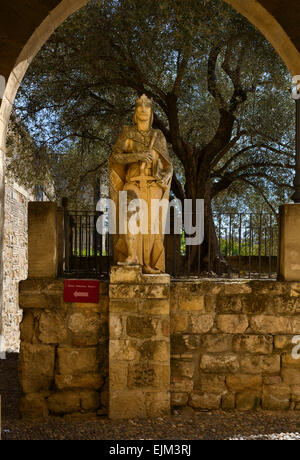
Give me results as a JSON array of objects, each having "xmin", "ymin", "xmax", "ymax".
[{"xmin": 64, "ymin": 279, "xmax": 100, "ymax": 303}]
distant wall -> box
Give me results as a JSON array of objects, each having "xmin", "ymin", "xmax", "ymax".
[{"xmin": 3, "ymin": 181, "xmax": 34, "ymax": 352}]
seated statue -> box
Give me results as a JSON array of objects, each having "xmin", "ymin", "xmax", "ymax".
[{"xmin": 109, "ymin": 94, "xmax": 173, "ymax": 274}]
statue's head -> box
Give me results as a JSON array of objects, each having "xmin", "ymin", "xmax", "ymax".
[{"xmin": 133, "ymin": 94, "xmax": 154, "ymax": 128}]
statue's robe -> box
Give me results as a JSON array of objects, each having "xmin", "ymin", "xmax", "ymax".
[{"xmin": 109, "ymin": 125, "xmax": 173, "ymax": 272}]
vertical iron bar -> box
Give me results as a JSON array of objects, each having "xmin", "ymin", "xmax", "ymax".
[
  {"xmin": 258, "ymin": 213, "xmax": 262, "ymax": 279},
  {"xmin": 238, "ymin": 213, "xmax": 242, "ymax": 278},
  {"xmin": 218, "ymin": 214, "xmax": 221, "ymax": 275},
  {"xmin": 208, "ymin": 217, "xmax": 211, "ymax": 275},
  {"xmin": 249, "ymin": 214, "xmax": 252, "ymax": 279},
  {"xmin": 269, "ymin": 214, "xmax": 272, "ymax": 279}
]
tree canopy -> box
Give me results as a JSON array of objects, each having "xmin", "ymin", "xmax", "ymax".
[{"xmin": 12, "ymin": 0, "xmax": 295, "ymax": 213}]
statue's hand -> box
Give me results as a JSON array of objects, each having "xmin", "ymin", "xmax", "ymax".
[
  {"xmin": 157, "ymin": 177, "xmax": 169, "ymax": 190},
  {"xmin": 137, "ymin": 152, "xmax": 153, "ymax": 163}
]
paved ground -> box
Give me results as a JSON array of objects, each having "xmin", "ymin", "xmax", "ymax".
[{"xmin": 2, "ymin": 354, "xmax": 300, "ymax": 440}]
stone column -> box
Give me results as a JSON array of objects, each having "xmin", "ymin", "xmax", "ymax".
[
  {"xmin": 109, "ymin": 266, "xmax": 170, "ymax": 419},
  {"xmin": 278, "ymin": 204, "xmax": 300, "ymax": 281},
  {"xmin": 28, "ymin": 202, "xmax": 59, "ymax": 278}
]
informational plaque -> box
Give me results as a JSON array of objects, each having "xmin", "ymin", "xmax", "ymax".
[{"xmin": 64, "ymin": 279, "xmax": 100, "ymax": 303}]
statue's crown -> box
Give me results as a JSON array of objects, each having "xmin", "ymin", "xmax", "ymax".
[{"xmin": 135, "ymin": 94, "xmax": 152, "ymax": 107}]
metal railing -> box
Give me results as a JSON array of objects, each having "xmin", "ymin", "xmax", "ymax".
[
  {"xmin": 165, "ymin": 212, "xmax": 278, "ymax": 279},
  {"xmin": 62, "ymin": 210, "xmax": 279, "ymax": 279},
  {"xmin": 63, "ymin": 210, "xmax": 112, "ymax": 278}
]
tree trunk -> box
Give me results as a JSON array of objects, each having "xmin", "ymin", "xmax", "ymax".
[{"xmin": 184, "ymin": 177, "xmax": 229, "ymax": 275}]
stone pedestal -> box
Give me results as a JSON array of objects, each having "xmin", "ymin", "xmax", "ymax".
[
  {"xmin": 279, "ymin": 204, "xmax": 300, "ymax": 281},
  {"xmin": 109, "ymin": 266, "xmax": 170, "ymax": 419},
  {"xmin": 28, "ymin": 202, "xmax": 60, "ymax": 278}
]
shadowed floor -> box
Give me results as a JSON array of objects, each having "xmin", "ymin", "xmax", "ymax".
[{"xmin": 1, "ymin": 354, "xmax": 300, "ymax": 440}]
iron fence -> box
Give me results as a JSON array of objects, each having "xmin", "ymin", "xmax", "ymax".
[
  {"xmin": 165, "ymin": 212, "xmax": 279, "ymax": 279},
  {"xmin": 63, "ymin": 210, "xmax": 112, "ymax": 278},
  {"xmin": 62, "ymin": 210, "xmax": 279, "ymax": 279}
]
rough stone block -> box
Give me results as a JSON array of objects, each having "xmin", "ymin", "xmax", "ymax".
[
  {"xmin": 250, "ymin": 316, "xmax": 291, "ymax": 334},
  {"xmin": 178, "ymin": 296, "xmax": 204, "ymax": 311},
  {"xmin": 226, "ymin": 375, "xmax": 262, "ymax": 391},
  {"xmin": 200, "ymin": 354, "xmax": 239, "ymax": 374},
  {"xmin": 282, "ymin": 368, "xmax": 300, "ymax": 385},
  {"xmin": 262, "ymin": 384, "xmax": 290, "ymax": 410},
  {"xmin": 109, "ymin": 300, "xmax": 139, "ymax": 313},
  {"xmin": 38, "ymin": 311, "xmax": 68, "ymax": 344},
  {"xmin": 263, "ymin": 376, "xmax": 282, "ymax": 385},
  {"xmin": 28, "ymin": 202, "xmax": 58, "ymax": 278},
  {"xmin": 189, "ymin": 392, "xmax": 221, "ymax": 410},
  {"xmin": 142, "ymin": 299, "xmax": 170, "ymax": 315},
  {"xmin": 197, "ymin": 374, "xmax": 226, "ymax": 394},
  {"xmin": 109, "ymin": 390, "xmax": 146, "ymax": 419},
  {"xmin": 291, "ymin": 386, "xmax": 300, "ymax": 403},
  {"xmin": 171, "ymin": 360, "xmax": 194, "ymax": 379},
  {"xmin": 216, "ymin": 296, "xmax": 244, "ymax": 313},
  {"xmin": 145, "ymin": 391, "xmax": 170, "ymax": 417},
  {"xmin": 143, "ymin": 284, "xmax": 169, "ymax": 299},
  {"xmin": 224, "ymin": 283, "xmax": 252, "ymax": 295},
  {"xmin": 171, "ymin": 392, "xmax": 189, "ymax": 407},
  {"xmin": 55, "ymin": 373, "xmax": 103, "ymax": 390},
  {"xmin": 222, "ymin": 392, "xmax": 235, "ymax": 410},
  {"xmin": 232, "ymin": 335, "xmax": 273, "ymax": 354},
  {"xmin": 47, "ymin": 391, "xmax": 81, "ymax": 414},
  {"xmin": 279, "ymin": 204, "xmax": 300, "ymax": 282},
  {"xmin": 80, "ymin": 391, "xmax": 100, "ymax": 411},
  {"xmin": 19, "ymin": 343, "xmax": 55, "ymax": 393},
  {"xmin": 140, "ymin": 340, "xmax": 170, "ymax": 362},
  {"xmin": 126, "ymin": 316, "xmax": 157, "ymax": 338},
  {"xmin": 204, "ymin": 296, "xmax": 217, "ymax": 312},
  {"xmin": 201, "ymin": 334, "xmax": 233, "ymax": 353},
  {"xmin": 236, "ymin": 391, "xmax": 260, "ymax": 410},
  {"xmin": 274, "ymin": 335, "xmax": 294, "ymax": 351},
  {"xmin": 216, "ymin": 315, "xmax": 249, "ymax": 334},
  {"xmin": 171, "ymin": 334, "xmax": 201, "ymax": 354},
  {"xmin": 57, "ymin": 347, "xmax": 98, "ymax": 375},
  {"xmin": 171, "ymin": 377, "xmax": 194, "ymax": 393},
  {"xmin": 282, "ymin": 353, "xmax": 300, "ymax": 368},
  {"xmin": 68, "ymin": 310, "xmax": 101, "ymax": 346},
  {"xmin": 110, "ymin": 266, "xmax": 142, "ymax": 284},
  {"xmin": 109, "ymin": 314, "xmax": 123, "ymax": 339},
  {"xmin": 127, "ymin": 363, "xmax": 169, "ymax": 389},
  {"xmin": 110, "ymin": 362, "xmax": 128, "ymax": 390},
  {"xmin": 20, "ymin": 393, "xmax": 48, "ymax": 418},
  {"xmin": 160, "ymin": 318, "xmax": 170, "ymax": 337},
  {"xmin": 240, "ymin": 355, "xmax": 280, "ymax": 374},
  {"xmin": 190, "ymin": 314, "xmax": 214, "ymax": 334},
  {"xmin": 109, "ymin": 284, "xmax": 141, "ymax": 300},
  {"xmin": 110, "ymin": 339, "xmax": 140, "ymax": 361},
  {"xmin": 20, "ymin": 311, "xmax": 35, "ymax": 343}
]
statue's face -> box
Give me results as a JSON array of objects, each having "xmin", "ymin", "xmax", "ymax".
[{"xmin": 135, "ymin": 102, "xmax": 152, "ymax": 123}]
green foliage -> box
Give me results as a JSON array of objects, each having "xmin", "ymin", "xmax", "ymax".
[{"xmin": 14, "ymin": 0, "xmax": 295, "ymax": 212}]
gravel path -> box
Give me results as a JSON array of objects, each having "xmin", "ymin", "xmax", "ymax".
[{"xmin": 2, "ymin": 354, "xmax": 300, "ymax": 440}]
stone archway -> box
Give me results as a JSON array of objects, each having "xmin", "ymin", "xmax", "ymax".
[{"xmin": 0, "ymin": 0, "xmax": 300, "ymax": 336}]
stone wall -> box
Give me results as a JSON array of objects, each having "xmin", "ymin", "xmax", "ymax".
[
  {"xmin": 171, "ymin": 280, "xmax": 300, "ymax": 411},
  {"xmin": 19, "ymin": 279, "xmax": 109, "ymax": 417},
  {"xmin": 3, "ymin": 181, "xmax": 34, "ymax": 352},
  {"xmin": 19, "ymin": 277, "xmax": 300, "ymax": 416}
]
